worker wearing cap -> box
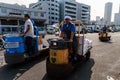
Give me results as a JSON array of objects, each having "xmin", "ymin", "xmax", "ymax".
[
  {"xmin": 60, "ymin": 16, "xmax": 78, "ymax": 54},
  {"xmin": 102, "ymin": 25, "xmax": 107, "ymax": 33}
]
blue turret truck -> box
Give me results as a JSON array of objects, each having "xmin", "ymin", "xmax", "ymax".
[{"xmin": 4, "ymin": 22, "xmax": 39, "ymax": 64}]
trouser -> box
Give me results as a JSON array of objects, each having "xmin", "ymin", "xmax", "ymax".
[
  {"xmin": 25, "ymin": 36, "xmax": 33, "ymax": 56},
  {"xmin": 72, "ymin": 39, "xmax": 78, "ymax": 54},
  {"xmin": 68, "ymin": 39, "xmax": 78, "ymax": 54}
]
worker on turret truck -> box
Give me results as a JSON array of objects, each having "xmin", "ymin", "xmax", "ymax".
[
  {"xmin": 21, "ymin": 14, "xmax": 34, "ymax": 56},
  {"xmin": 60, "ymin": 16, "xmax": 78, "ymax": 56},
  {"xmin": 102, "ymin": 25, "xmax": 107, "ymax": 33}
]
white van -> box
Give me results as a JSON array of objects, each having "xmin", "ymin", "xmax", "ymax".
[
  {"xmin": 38, "ymin": 27, "xmax": 47, "ymax": 38},
  {"xmin": 47, "ymin": 27, "xmax": 56, "ymax": 34}
]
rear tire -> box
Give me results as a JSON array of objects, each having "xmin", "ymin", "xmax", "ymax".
[
  {"xmin": 46, "ymin": 57, "xmax": 73, "ymax": 78},
  {"xmin": 42, "ymin": 35, "xmax": 45, "ymax": 38},
  {"xmin": 4, "ymin": 53, "xmax": 25, "ymax": 64},
  {"xmin": 86, "ymin": 50, "xmax": 91, "ymax": 61},
  {"xmin": 108, "ymin": 37, "xmax": 111, "ymax": 41}
]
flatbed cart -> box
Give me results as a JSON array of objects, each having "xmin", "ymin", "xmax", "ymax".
[{"xmin": 46, "ymin": 20, "xmax": 92, "ymax": 78}]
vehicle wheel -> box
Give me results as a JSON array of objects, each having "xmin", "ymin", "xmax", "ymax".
[
  {"xmin": 99, "ymin": 37, "xmax": 101, "ymax": 41},
  {"xmin": 0, "ymin": 48, "xmax": 2, "ymax": 51},
  {"xmin": 85, "ymin": 50, "xmax": 91, "ymax": 61},
  {"xmin": 4, "ymin": 53, "xmax": 25, "ymax": 64},
  {"xmin": 42, "ymin": 35, "xmax": 45, "ymax": 38},
  {"xmin": 46, "ymin": 57, "xmax": 73, "ymax": 78}
]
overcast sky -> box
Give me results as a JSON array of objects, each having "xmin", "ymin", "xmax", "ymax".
[{"xmin": 0, "ymin": 0, "xmax": 120, "ymax": 21}]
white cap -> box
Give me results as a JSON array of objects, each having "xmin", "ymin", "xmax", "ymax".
[{"xmin": 64, "ymin": 16, "xmax": 72, "ymax": 20}]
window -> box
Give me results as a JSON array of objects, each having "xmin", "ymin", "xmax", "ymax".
[
  {"xmin": 51, "ymin": 0, "xmax": 54, "ymax": 2},
  {"xmin": 1, "ymin": 8, "xmax": 7, "ymax": 13},
  {"xmin": 65, "ymin": 2, "xmax": 76, "ymax": 6},
  {"xmin": 40, "ymin": 13, "xmax": 44, "ymax": 17},
  {"xmin": 55, "ymin": 9, "xmax": 58, "ymax": 11},
  {"xmin": 2, "ymin": 27, "xmax": 11, "ymax": 32},
  {"xmin": 19, "ymin": 20, "xmax": 24, "ymax": 25},
  {"xmin": 51, "ymin": 8, "xmax": 54, "ymax": 10},
  {"xmin": 52, "ymin": 17, "xmax": 54, "ymax": 19},
  {"xmin": 12, "ymin": 27, "xmax": 18, "ymax": 32},
  {"xmin": 1, "ymin": 19, "xmax": 18, "ymax": 25},
  {"xmin": 9, "ymin": 12, "xmax": 21, "ymax": 16},
  {"xmin": 51, "ymin": 4, "xmax": 54, "ymax": 6},
  {"xmin": 20, "ymin": 11, "xmax": 24, "ymax": 15},
  {"xmin": 55, "ymin": 1, "xmax": 58, "ymax": 3},
  {"xmin": 51, "ymin": 13, "xmax": 54, "ymax": 15},
  {"xmin": 34, "ymin": 12, "xmax": 38, "ymax": 16},
  {"xmin": 38, "ymin": 7, "xmax": 42, "ymax": 10},
  {"xmin": 52, "ymin": 22, "xmax": 54, "ymax": 24},
  {"xmin": 28, "ymin": 12, "xmax": 32, "ymax": 16},
  {"xmin": 82, "ymin": 6, "xmax": 88, "ymax": 9},
  {"xmin": 55, "ymin": 5, "xmax": 58, "ymax": 7}
]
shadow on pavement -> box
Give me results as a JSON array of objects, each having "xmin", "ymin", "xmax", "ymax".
[
  {"xmin": 42, "ymin": 58, "xmax": 95, "ymax": 80},
  {"xmin": 0, "ymin": 51, "xmax": 48, "ymax": 80},
  {"xmin": 101, "ymin": 41, "xmax": 113, "ymax": 44}
]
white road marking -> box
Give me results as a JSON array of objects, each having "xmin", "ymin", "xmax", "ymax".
[
  {"xmin": 107, "ymin": 76, "xmax": 115, "ymax": 80},
  {"xmin": 0, "ymin": 56, "xmax": 5, "ymax": 66}
]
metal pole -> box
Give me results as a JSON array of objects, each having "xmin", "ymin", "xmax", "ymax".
[{"xmin": 81, "ymin": 23, "xmax": 85, "ymax": 56}]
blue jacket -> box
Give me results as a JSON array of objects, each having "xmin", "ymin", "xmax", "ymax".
[
  {"xmin": 102, "ymin": 26, "xmax": 107, "ymax": 31},
  {"xmin": 61, "ymin": 22, "xmax": 76, "ymax": 33}
]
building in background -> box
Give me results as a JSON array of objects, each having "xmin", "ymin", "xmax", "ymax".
[
  {"xmin": 59, "ymin": 0, "xmax": 77, "ymax": 22},
  {"xmin": 98, "ymin": 18, "xmax": 107, "ymax": 28},
  {"xmin": 104, "ymin": 2, "xmax": 113, "ymax": 25},
  {"xmin": 29, "ymin": 0, "xmax": 59, "ymax": 25},
  {"xmin": 0, "ymin": 0, "xmax": 91, "ymax": 26},
  {"xmin": 114, "ymin": 5, "xmax": 120, "ymax": 26},
  {"xmin": 96, "ymin": 16, "xmax": 107, "ymax": 26},
  {"xmin": 59, "ymin": 0, "xmax": 90, "ymax": 24},
  {"xmin": 0, "ymin": 2, "xmax": 47, "ymax": 24},
  {"xmin": 0, "ymin": 2, "xmax": 47, "ymax": 34},
  {"xmin": 77, "ymin": 3, "xmax": 90, "ymax": 25},
  {"xmin": 114, "ymin": 14, "xmax": 120, "ymax": 26},
  {"xmin": 96, "ymin": 16, "xmax": 101, "ymax": 25},
  {"xmin": 96, "ymin": 16, "xmax": 100, "ymax": 22}
]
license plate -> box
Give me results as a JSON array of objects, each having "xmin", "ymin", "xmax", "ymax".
[{"xmin": 4, "ymin": 42, "xmax": 19, "ymax": 48}]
